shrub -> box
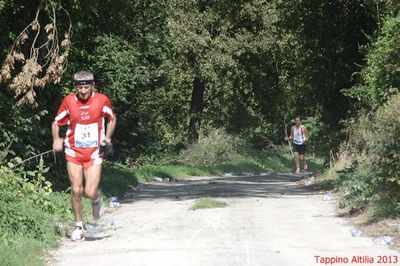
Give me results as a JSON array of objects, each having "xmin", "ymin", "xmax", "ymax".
[
  {"xmin": 333, "ymin": 93, "xmax": 400, "ymax": 217},
  {"xmin": 337, "ymin": 168, "xmax": 375, "ymax": 210},
  {"xmin": 0, "ymin": 162, "xmax": 57, "ymax": 245},
  {"xmin": 0, "ymin": 157, "xmax": 77, "ymax": 265},
  {"xmin": 368, "ymin": 93, "xmax": 400, "ymax": 185},
  {"xmin": 175, "ymin": 129, "xmax": 245, "ymax": 167}
]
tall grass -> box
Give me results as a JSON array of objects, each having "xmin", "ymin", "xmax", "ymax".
[{"xmin": 0, "ymin": 237, "xmax": 45, "ymax": 266}]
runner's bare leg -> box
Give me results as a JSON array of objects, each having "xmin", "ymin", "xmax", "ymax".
[
  {"xmin": 67, "ymin": 162, "xmax": 84, "ymax": 222},
  {"xmin": 84, "ymin": 164, "xmax": 102, "ymax": 200},
  {"xmin": 294, "ymin": 152, "xmax": 300, "ymax": 171},
  {"xmin": 300, "ymin": 154, "xmax": 306, "ymax": 169}
]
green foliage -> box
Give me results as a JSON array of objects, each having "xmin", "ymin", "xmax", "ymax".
[
  {"xmin": 368, "ymin": 94, "xmax": 400, "ymax": 182},
  {"xmin": 330, "ymin": 9, "xmax": 400, "ymax": 219},
  {"xmin": 0, "ymin": 237, "xmax": 44, "ymax": 266},
  {"xmin": 101, "ymin": 162, "xmax": 138, "ymax": 196},
  {"xmin": 132, "ymin": 141, "xmax": 324, "ymax": 181},
  {"xmin": 340, "ymin": 93, "xmax": 400, "ymax": 184},
  {"xmin": 0, "ymin": 91, "xmax": 50, "ymax": 161},
  {"xmin": 277, "ymin": 0, "xmax": 378, "ymax": 133},
  {"xmin": 134, "ymin": 159, "xmax": 266, "ymax": 181},
  {"xmin": 175, "ymin": 129, "xmax": 245, "ymax": 167},
  {"xmin": 46, "ymin": 191, "xmax": 74, "ymax": 224},
  {"xmin": 344, "ymin": 15, "xmax": 400, "ymax": 109},
  {"xmin": 134, "ymin": 164, "xmax": 208, "ymax": 181},
  {"xmin": 336, "ymin": 168, "xmax": 375, "ymax": 210},
  {"xmin": 329, "ymin": 166, "xmax": 400, "ymax": 219},
  {"xmin": 0, "ymin": 0, "xmax": 393, "ymax": 214},
  {"xmin": 285, "ymin": 113, "xmax": 335, "ymax": 157},
  {"xmin": 0, "ymin": 157, "xmax": 103, "ymax": 265},
  {"xmin": 2, "ymin": 0, "xmax": 385, "ymax": 168},
  {"xmin": 90, "ymin": 32, "xmax": 188, "ymax": 160},
  {"xmin": 0, "ymin": 160, "xmax": 56, "ymax": 243},
  {"xmin": 333, "ymin": 93, "xmax": 400, "ymax": 217}
]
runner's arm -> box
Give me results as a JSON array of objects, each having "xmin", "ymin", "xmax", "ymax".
[
  {"xmin": 284, "ymin": 126, "xmax": 293, "ymax": 141},
  {"xmin": 51, "ymin": 122, "xmax": 64, "ymax": 152},
  {"xmin": 104, "ymin": 116, "xmax": 117, "ymax": 144}
]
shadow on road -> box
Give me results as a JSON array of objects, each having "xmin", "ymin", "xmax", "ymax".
[
  {"xmin": 122, "ymin": 173, "xmax": 314, "ymax": 202},
  {"xmin": 84, "ymin": 235, "xmax": 113, "ymax": 241}
]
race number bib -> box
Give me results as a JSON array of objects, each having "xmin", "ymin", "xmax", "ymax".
[{"xmin": 75, "ymin": 123, "xmax": 98, "ymax": 148}]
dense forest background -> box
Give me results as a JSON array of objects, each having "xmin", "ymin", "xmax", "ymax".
[
  {"xmin": 3, "ymin": 2, "xmax": 400, "ymax": 263},
  {"xmin": 0, "ymin": 0, "xmax": 399, "ymax": 181}
]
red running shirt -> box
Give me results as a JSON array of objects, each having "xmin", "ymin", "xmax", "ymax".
[{"xmin": 53, "ymin": 92, "xmax": 115, "ymax": 160}]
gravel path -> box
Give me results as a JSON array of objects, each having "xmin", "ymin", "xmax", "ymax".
[{"xmin": 48, "ymin": 174, "xmax": 400, "ymax": 266}]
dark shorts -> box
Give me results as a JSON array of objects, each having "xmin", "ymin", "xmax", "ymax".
[{"xmin": 292, "ymin": 143, "xmax": 306, "ymax": 155}]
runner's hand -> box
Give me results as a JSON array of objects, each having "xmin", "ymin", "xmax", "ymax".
[
  {"xmin": 105, "ymin": 143, "xmax": 114, "ymax": 157},
  {"xmin": 53, "ymin": 138, "xmax": 64, "ymax": 152},
  {"xmin": 99, "ymin": 143, "xmax": 114, "ymax": 158}
]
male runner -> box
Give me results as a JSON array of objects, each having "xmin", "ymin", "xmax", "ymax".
[{"xmin": 52, "ymin": 71, "xmax": 116, "ymax": 241}]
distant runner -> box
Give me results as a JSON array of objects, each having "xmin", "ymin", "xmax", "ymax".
[
  {"xmin": 52, "ymin": 71, "xmax": 117, "ymax": 241},
  {"xmin": 285, "ymin": 115, "xmax": 308, "ymax": 175}
]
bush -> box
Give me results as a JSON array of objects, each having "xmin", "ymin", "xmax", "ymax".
[
  {"xmin": 333, "ymin": 93, "xmax": 400, "ymax": 217},
  {"xmin": 0, "ymin": 165, "xmax": 56, "ymax": 243},
  {"xmin": 0, "ymin": 160, "xmax": 70, "ymax": 244},
  {"xmin": 368, "ymin": 93, "xmax": 400, "ymax": 185},
  {"xmin": 0, "ymin": 156, "xmax": 79, "ymax": 265},
  {"xmin": 175, "ymin": 129, "xmax": 245, "ymax": 167},
  {"xmin": 336, "ymin": 168, "xmax": 375, "ymax": 210}
]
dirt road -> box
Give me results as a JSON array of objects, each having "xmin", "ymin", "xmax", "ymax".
[{"xmin": 48, "ymin": 174, "xmax": 399, "ymax": 266}]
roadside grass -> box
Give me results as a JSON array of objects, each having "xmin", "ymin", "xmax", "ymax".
[
  {"xmin": 101, "ymin": 162, "xmax": 138, "ymax": 196},
  {"xmin": 314, "ymin": 170, "xmax": 338, "ymax": 191},
  {"xmin": 200, "ymin": 158, "xmax": 266, "ymax": 176},
  {"xmin": 0, "ymin": 192, "xmax": 96, "ymax": 266},
  {"xmin": 191, "ymin": 197, "xmax": 228, "ymax": 210},
  {"xmin": 335, "ymin": 188, "xmax": 400, "ymax": 251},
  {"xmin": 0, "ymin": 237, "xmax": 45, "ymax": 266},
  {"xmin": 134, "ymin": 164, "xmax": 208, "ymax": 181},
  {"xmin": 315, "ymin": 167, "xmax": 400, "ymax": 251},
  {"xmin": 0, "ymin": 165, "xmax": 110, "ymax": 266},
  {"xmin": 101, "ymin": 146, "xmax": 326, "ymax": 199},
  {"xmin": 265, "ymin": 146, "xmax": 325, "ymax": 174}
]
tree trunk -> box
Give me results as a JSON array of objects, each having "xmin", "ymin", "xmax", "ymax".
[{"xmin": 188, "ymin": 77, "xmax": 205, "ymax": 144}]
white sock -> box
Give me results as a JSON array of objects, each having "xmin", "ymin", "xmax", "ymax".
[
  {"xmin": 93, "ymin": 195, "xmax": 101, "ymax": 203},
  {"xmin": 76, "ymin": 221, "xmax": 83, "ymax": 228}
]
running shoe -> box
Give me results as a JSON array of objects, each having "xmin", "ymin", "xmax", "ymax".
[
  {"xmin": 71, "ymin": 226, "xmax": 85, "ymax": 241},
  {"xmin": 92, "ymin": 194, "xmax": 104, "ymax": 220},
  {"xmin": 295, "ymin": 168, "xmax": 301, "ymax": 175},
  {"xmin": 303, "ymin": 163, "xmax": 308, "ymax": 171}
]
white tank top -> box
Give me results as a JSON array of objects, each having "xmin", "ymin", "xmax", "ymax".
[{"xmin": 293, "ymin": 126, "xmax": 305, "ymax": 145}]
